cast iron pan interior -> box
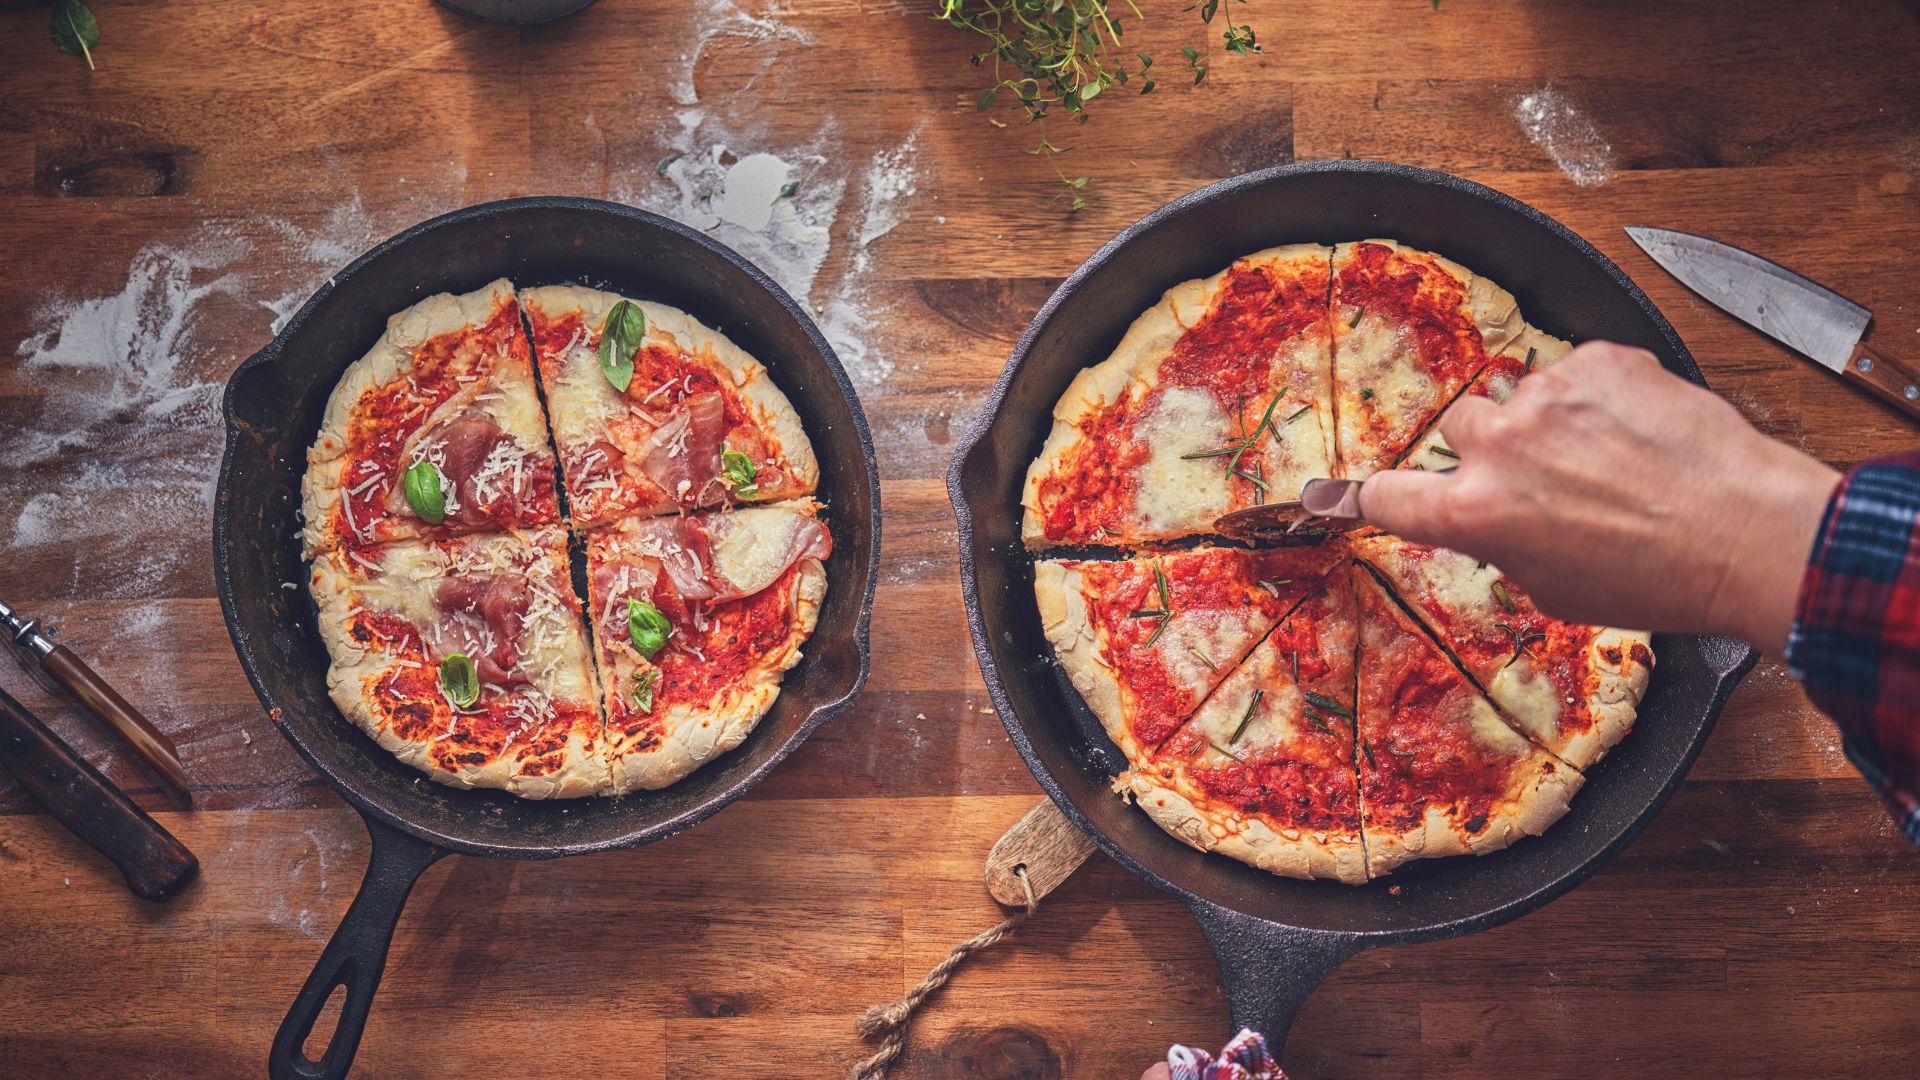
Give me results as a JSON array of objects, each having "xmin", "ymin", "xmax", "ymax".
[
  {"xmin": 949, "ymin": 161, "xmax": 1757, "ymax": 1051},
  {"xmin": 215, "ymin": 197, "xmax": 878, "ymax": 1079}
]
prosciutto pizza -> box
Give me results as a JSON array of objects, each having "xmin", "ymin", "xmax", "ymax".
[
  {"xmin": 1350, "ymin": 533, "xmax": 1651, "ymax": 769},
  {"xmin": 302, "ymin": 279, "xmax": 559, "ymax": 557},
  {"xmin": 1024, "ymin": 240, "xmax": 1653, "ymax": 881},
  {"xmin": 583, "ymin": 501, "xmax": 830, "ymax": 793},
  {"xmin": 1119, "ymin": 574, "xmax": 1366, "ymax": 884},
  {"xmin": 1022, "ymin": 244, "xmax": 1336, "ymax": 547},
  {"xmin": 304, "ymin": 279, "xmax": 831, "ymax": 799},
  {"xmin": 522, "ymin": 285, "xmax": 817, "ymax": 528},
  {"xmin": 1035, "ymin": 544, "xmax": 1344, "ymax": 765},
  {"xmin": 310, "ymin": 527, "xmax": 608, "ymax": 799}
]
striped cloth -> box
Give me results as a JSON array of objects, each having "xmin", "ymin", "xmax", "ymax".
[
  {"xmin": 1167, "ymin": 1029, "xmax": 1287, "ymax": 1080},
  {"xmin": 1787, "ymin": 450, "xmax": 1920, "ymax": 846}
]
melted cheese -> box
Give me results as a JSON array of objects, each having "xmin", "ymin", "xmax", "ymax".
[
  {"xmin": 1132, "ymin": 387, "xmax": 1232, "ymax": 534},
  {"xmin": 1336, "ymin": 314, "xmax": 1438, "ymax": 477},
  {"xmin": 709, "ymin": 506, "xmax": 807, "ymax": 597},
  {"xmin": 1405, "ymin": 547, "xmax": 1502, "ymax": 615},
  {"xmin": 1488, "ymin": 659, "xmax": 1565, "ymax": 731}
]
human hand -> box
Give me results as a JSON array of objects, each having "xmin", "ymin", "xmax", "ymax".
[{"xmin": 1358, "ymin": 341, "xmax": 1840, "ymax": 656}]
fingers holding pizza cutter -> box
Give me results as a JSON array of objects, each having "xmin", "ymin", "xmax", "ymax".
[{"xmin": 1212, "ymin": 478, "xmax": 1368, "ymax": 542}]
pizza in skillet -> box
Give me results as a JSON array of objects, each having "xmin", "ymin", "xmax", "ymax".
[
  {"xmin": 310, "ymin": 527, "xmax": 609, "ymax": 798},
  {"xmin": 1022, "ymin": 244, "xmax": 1336, "ymax": 547},
  {"xmin": 1350, "ymin": 533, "xmax": 1651, "ymax": 769},
  {"xmin": 522, "ymin": 286, "xmax": 818, "ymax": 528},
  {"xmin": 1350, "ymin": 563, "xmax": 1582, "ymax": 876},
  {"xmin": 1330, "ymin": 240, "xmax": 1523, "ymax": 480},
  {"xmin": 1118, "ymin": 572, "xmax": 1366, "ymax": 884},
  {"xmin": 1035, "ymin": 544, "xmax": 1345, "ymax": 766},
  {"xmin": 302, "ymin": 279, "xmax": 560, "ymax": 557},
  {"xmin": 583, "ymin": 500, "xmax": 830, "ymax": 793},
  {"xmin": 1023, "ymin": 240, "xmax": 1653, "ymax": 881}
]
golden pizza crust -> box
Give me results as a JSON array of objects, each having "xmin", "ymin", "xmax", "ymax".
[
  {"xmin": 1117, "ymin": 770, "xmax": 1368, "ymax": 884},
  {"xmin": 1033, "ymin": 559, "xmax": 1146, "ymax": 765},
  {"xmin": 1547, "ymin": 628, "xmax": 1654, "ymax": 770},
  {"xmin": 1363, "ymin": 751, "xmax": 1582, "ymax": 878}
]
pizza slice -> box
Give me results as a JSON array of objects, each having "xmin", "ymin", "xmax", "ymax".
[
  {"xmin": 522, "ymin": 285, "xmax": 818, "ymax": 528},
  {"xmin": 1022, "ymin": 244, "xmax": 1335, "ymax": 548},
  {"xmin": 1330, "ymin": 240, "xmax": 1524, "ymax": 480},
  {"xmin": 1349, "ymin": 533, "xmax": 1652, "ymax": 770},
  {"xmin": 302, "ymin": 279, "xmax": 561, "ymax": 557},
  {"xmin": 1034, "ymin": 544, "xmax": 1346, "ymax": 767},
  {"xmin": 1119, "ymin": 572, "xmax": 1366, "ymax": 883},
  {"xmin": 584, "ymin": 500, "xmax": 831, "ymax": 793},
  {"xmin": 1401, "ymin": 323, "xmax": 1573, "ymax": 471},
  {"xmin": 1352, "ymin": 563, "xmax": 1582, "ymax": 877},
  {"xmin": 310, "ymin": 527, "xmax": 608, "ymax": 799}
]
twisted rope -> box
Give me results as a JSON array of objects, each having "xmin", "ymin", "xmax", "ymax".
[{"xmin": 846, "ymin": 864, "xmax": 1039, "ymax": 1080}]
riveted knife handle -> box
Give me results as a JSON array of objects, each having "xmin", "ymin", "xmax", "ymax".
[
  {"xmin": 1842, "ymin": 340, "xmax": 1920, "ymax": 422},
  {"xmin": 0, "ymin": 684, "xmax": 199, "ymax": 901}
]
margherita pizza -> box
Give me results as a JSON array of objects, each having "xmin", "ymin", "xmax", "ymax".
[
  {"xmin": 304, "ymin": 279, "xmax": 831, "ymax": 798},
  {"xmin": 1023, "ymin": 240, "xmax": 1653, "ymax": 881},
  {"xmin": 1022, "ymin": 244, "xmax": 1336, "ymax": 547},
  {"xmin": 522, "ymin": 286, "xmax": 817, "ymax": 527}
]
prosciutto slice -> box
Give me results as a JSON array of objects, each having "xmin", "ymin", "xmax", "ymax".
[
  {"xmin": 630, "ymin": 509, "xmax": 831, "ymax": 603},
  {"xmin": 638, "ymin": 391, "xmax": 727, "ymax": 506},
  {"xmin": 434, "ymin": 574, "xmax": 532, "ymax": 684},
  {"xmin": 591, "ymin": 556, "xmax": 663, "ymax": 644}
]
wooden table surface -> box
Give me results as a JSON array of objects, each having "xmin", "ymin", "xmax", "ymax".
[{"xmin": 4, "ymin": 2, "xmax": 1920, "ymax": 1077}]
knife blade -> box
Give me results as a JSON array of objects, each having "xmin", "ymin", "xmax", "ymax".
[{"xmin": 1625, "ymin": 226, "xmax": 1920, "ymax": 419}]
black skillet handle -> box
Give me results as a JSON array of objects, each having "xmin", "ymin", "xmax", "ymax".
[
  {"xmin": 269, "ymin": 814, "xmax": 447, "ymax": 1080},
  {"xmin": 1185, "ymin": 896, "xmax": 1364, "ymax": 1056}
]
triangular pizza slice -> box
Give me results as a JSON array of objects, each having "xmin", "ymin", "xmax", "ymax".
[
  {"xmin": 1034, "ymin": 544, "xmax": 1345, "ymax": 766},
  {"xmin": 1330, "ymin": 240, "xmax": 1524, "ymax": 480},
  {"xmin": 1352, "ymin": 563, "xmax": 1582, "ymax": 877},
  {"xmin": 1350, "ymin": 532, "xmax": 1652, "ymax": 770},
  {"xmin": 1120, "ymin": 570, "xmax": 1366, "ymax": 883},
  {"xmin": 1400, "ymin": 322, "xmax": 1573, "ymax": 471},
  {"xmin": 1022, "ymin": 245, "xmax": 1335, "ymax": 547}
]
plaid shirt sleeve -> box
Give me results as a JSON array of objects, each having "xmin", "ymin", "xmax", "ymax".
[{"xmin": 1786, "ymin": 449, "xmax": 1920, "ymax": 847}]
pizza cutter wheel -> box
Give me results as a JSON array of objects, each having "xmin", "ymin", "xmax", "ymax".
[{"xmin": 1212, "ymin": 477, "xmax": 1366, "ymax": 541}]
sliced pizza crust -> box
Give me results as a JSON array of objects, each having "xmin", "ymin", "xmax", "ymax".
[
  {"xmin": 522, "ymin": 285, "xmax": 818, "ymax": 528},
  {"xmin": 583, "ymin": 499, "xmax": 831, "ymax": 793},
  {"xmin": 1401, "ymin": 321, "xmax": 1574, "ymax": 471},
  {"xmin": 1331, "ymin": 240, "xmax": 1525, "ymax": 480},
  {"xmin": 302, "ymin": 279, "xmax": 561, "ymax": 558},
  {"xmin": 1351, "ymin": 564, "xmax": 1581, "ymax": 877},
  {"xmin": 1119, "ymin": 575, "xmax": 1367, "ymax": 883},
  {"xmin": 310, "ymin": 527, "xmax": 609, "ymax": 799},
  {"xmin": 1350, "ymin": 533, "xmax": 1651, "ymax": 769},
  {"xmin": 1022, "ymin": 244, "xmax": 1335, "ymax": 548},
  {"xmin": 1036, "ymin": 544, "xmax": 1346, "ymax": 767}
]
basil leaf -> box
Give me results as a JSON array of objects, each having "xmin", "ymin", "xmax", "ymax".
[
  {"xmin": 402, "ymin": 460, "xmax": 446, "ymax": 524},
  {"xmin": 598, "ymin": 300, "xmax": 645, "ymax": 393},
  {"xmin": 626, "ymin": 598, "xmax": 670, "ymax": 659},
  {"xmin": 721, "ymin": 449, "xmax": 758, "ymax": 499},
  {"xmin": 628, "ymin": 669, "xmax": 658, "ymax": 713},
  {"xmin": 52, "ymin": 0, "xmax": 99, "ymax": 70},
  {"xmin": 439, "ymin": 653, "xmax": 479, "ymax": 708}
]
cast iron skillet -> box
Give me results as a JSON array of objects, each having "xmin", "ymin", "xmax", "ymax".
[
  {"xmin": 949, "ymin": 161, "xmax": 1757, "ymax": 1056},
  {"xmin": 214, "ymin": 197, "xmax": 879, "ymax": 1080}
]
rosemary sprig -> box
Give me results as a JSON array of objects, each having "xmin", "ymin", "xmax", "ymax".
[
  {"xmin": 1258, "ymin": 578, "xmax": 1293, "ymax": 595},
  {"xmin": 1127, "ymin": 608, "xmax": 1170, "ymax": 620},
  {"xmin": 1228, "ymin": 689, "xmax": 1265, "ymax": 744},
  {"xmin": 1430, "ymin": 445, "xmax": 1461, "ymax": 459},
  {"xmin": 1188, "ymin": 646, "xmax": 1219, "ymax": 672},
  {"xmin": 1490, "ymin": 579, "xmax": 1519, "ymax": 614},
  {"xmin": 1283, "ymin": 404, "xmax": 1312, "ymax": 425},
  {"xmin": 1303, "ymin": 690, "xmax": 1353, "ymax": 719},
  {"xmin": 1348, "ymin": 305, "xmax": 1366, "ymax": 329},
  {"xmin": 1498, "ymin": 623, "xmax": 1547, "ymax": 666},
  {"xmin": 1362, "ymin": 740, "xmax": 1377, "ymax": 768},
  {"xmin": 1524, "ymin": 346, "xmax": 1538, "ymax": 370},
  {"xmin": 1154, "ymin": 563, "xmax": 1172, "ymax": 610}
]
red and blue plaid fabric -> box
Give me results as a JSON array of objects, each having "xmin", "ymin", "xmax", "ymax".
[
  {"xmin": 1167, "ymin": 1029, "xmax": 1287, "ymax": 1080},
  {"xmin": 1787, "ymin": 449, "xmax": 1920, "ymax": 847}
]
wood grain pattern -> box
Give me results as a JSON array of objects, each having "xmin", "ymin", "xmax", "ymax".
[{"xmin": 3, "ymin": 1, "xmax": 1919, "ymax": 1077}]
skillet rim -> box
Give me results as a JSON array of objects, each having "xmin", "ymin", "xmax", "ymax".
[
  {"xmin": 213, "ymin": 195, "xmax": 880, "ymax": 860},
  {"xmin": 947, "ymin": 159, "xmax": 1756, "ymax": 941}
]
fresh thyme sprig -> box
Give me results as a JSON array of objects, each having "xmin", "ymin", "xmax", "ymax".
[{"xmin": 939, "ymin": 0, "xmax": 1259, "ymax": 210}]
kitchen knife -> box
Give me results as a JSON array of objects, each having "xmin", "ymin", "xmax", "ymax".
[
  {"xmin": 1625, "ymin": 226, "xmax": 1920, "ymax": 420},
  {"xmin": 0, "ymin": 682, "xmax": 199, "ymax": 901}
]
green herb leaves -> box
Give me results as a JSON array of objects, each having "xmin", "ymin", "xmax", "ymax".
[
  {"xmin": 1228, "ymin": 689, "xmax": 1265, "ymax": 744},
  {"xmin": 1180, "ymin": 391, "xmax": 1287, "ymax": 494},
  {"xmin": 1490, "ymin": 579, "xmax": 1518, "ymax": 614},
  {"xmin": 629, "ymin": 669, "xmax": 659, "ymax": 713},
  {"xmin": 1132, "ymin": 563, "xmax": 1174, "ymax": 648},
  {"xmin": 403, "ymin": 460, "xmax": 446, "ymax": 524},
  {"xmin": 598, "ymin": 300, "xmax": 646, "ymax": 394},
  {"xmin": 52, "ymin": 0, "xmax": 99, "ymax": 70},
  {"xmin": 627, "ymin": 598, "xmax": 670, "ymax": 659},
  {"xmin": 1498, "ymin": 623, "xmax": 1546, "ymax": 666},
  {"xmin": 440, "ymin": 653, "xmax": 480, "ymax": 708},
  {"xmin": 721, "ymin": 449, "xmax": 759, "ymax": 499}
]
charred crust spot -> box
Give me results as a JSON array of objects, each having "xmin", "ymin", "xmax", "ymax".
[
  {"xmin": 350, "ymin": 622, "xmax": 374, "ymax": 643},
  {"xmin": 1629, "ymin": 642, "xmax": 1653, "ymax": 666},
  {"xmin": 1463, "ymin": 813, "xmax": 1488, "ymax": 834},
  {"xmin": 1600, "ymin": 645, "xmax": 1624, "ymax": 665}
]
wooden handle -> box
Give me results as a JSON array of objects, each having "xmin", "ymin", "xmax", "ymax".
[
  {"xmin": 984, "ymin": 799, "xmax": 1098, "ymax": 907},
  {"xmin": 1841, "ymin": 340, "xmax": 1920, "ymax": 421},
  {"xmin": 0, "ymin": 683, "xmax": 199, "ymax": 901},
  {"xmin": 43, "ymin": 644, "xmax": 192, "ymax": 803}
]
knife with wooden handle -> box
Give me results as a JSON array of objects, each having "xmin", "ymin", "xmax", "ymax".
[
  {"xmin": 1626, "ymin": 226, "xmax": 1920, "ymax": 422},
  {"xmin": 0, "ymin": 682, "xmax": 199, "ymax": 901}
]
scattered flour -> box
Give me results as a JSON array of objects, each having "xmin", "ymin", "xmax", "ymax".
[
  {"xmin": 1514, "ymin": 87, "xmax": 1615, "ymax": 188},
  {"xmin": 668, "ymin": 0, "xmax": 812, "ymax": 107},
  {"xmin": 857, "ymin": 131, "xmax": 921, "ymax": 252}
]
